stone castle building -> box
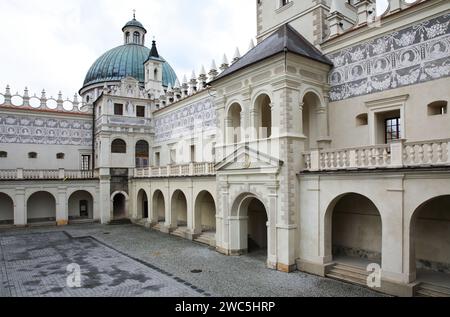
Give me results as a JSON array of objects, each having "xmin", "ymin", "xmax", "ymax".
[{"xmin": 1, "ymin": 0, "xmax": 449, "ymax": 297}]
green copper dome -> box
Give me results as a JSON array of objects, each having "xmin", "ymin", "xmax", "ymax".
[{"xmin": 82, "ymin": 44, "xmax": 178, "ymax": 89}]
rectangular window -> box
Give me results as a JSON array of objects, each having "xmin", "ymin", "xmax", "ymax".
[
  {"xmin": 154, "ymin": 152, "xmax": 160, "ymax": 167},
  {"xmin": 114, "ymin": 103, "xmax": 124, "ymax": 116},
  {"xmin": 136, "ymin": 106, "xmax": 146, "ymax": 118},
  {"xmin": 81, "ymin": 155, "xmax": 91, "ymax": 171},
  {"xmin": 385, "ymin": 117, "xmax": 401, "ymax": 144},
  {"xmin": 190, "ymin": 145, "xmax": 196, "ymax": 163}
]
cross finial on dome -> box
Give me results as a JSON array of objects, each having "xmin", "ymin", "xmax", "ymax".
[{"xmin": 133, "ymin": 9, "xmax": 136, "ymax": 20}]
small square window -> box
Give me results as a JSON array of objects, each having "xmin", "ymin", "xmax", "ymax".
[
  {"xmin": 56, "ymin": 153, "xmax": 65, "ymax": 160},
  {"xmin": 114, "ymin": 103, "xmax": 124, "ymax": 116},
  {"xmin": 28, "ymin": 152, "xmax": 38, "ymax": 159},
  {"xmin": 0, "ymin": 151, "xmax": 7, "ymax": 158},
  {"xmin": 428, "ymin": 101, "xmax": 447, "ymax": 116},
  {"xmin": 136, "ymin": 106, "xmax": 146, "ymax": 118}
]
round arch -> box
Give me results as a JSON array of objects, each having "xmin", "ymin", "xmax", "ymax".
[
  {"xmin": 194, "ymin": 190, "xmax": 217, "ymax": 233},
  {"xmin": 111, "ymin": 191, "xmax": 129, "ymax": 220},
  {"xmin": 137, "ymin": 189, "xmax": 149, "ymax": 219},
  {"xmin": 152, "ymin": 189, "xmax": 166, "ymax": 223},
  {"xmin": 410, "ymin": 195, "xmax": 450, "ymax": 282},
  {"xmin": 27, "ymin": 191, "xmax": 56, "ymax": 223},
  {"xmin": 171, "ymin": 190, "xmax": 188, "ymax": 227},
  {"xmin": 253, "ymin": 93, "xmax": 272, "ymax": 139},
  {"xmin": 111, "ymin": 139, "xmax": 127, "ymax": 153},
  {"xmin": 0, "ymin": 192, "xmax": 14, "ymax": 225},
  {"xmin": 324, "ymin": 192, "xmax": 382, "ymax": 264},
  {"xmin": 68, "ymin": 190, "xmax": 94, "ymax": 220},
  {"xmin": 301, "ymin": 90, "xmax": 323, "ymax": 150},
  {"xmin": 135, "ymin": 140, "xmax": 150, "ymax": 168},
  {"xmin": 230, "ymin": 193, "xmax": 269, "ymax": 255},
  {"xmin": 226, "ymin": 102, "xmax": 243, "ymax": 144}
]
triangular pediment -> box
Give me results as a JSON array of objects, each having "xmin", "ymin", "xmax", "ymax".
[{"xmin": 215, "ymin": 145, "xmax": 284, "ymax": 173}]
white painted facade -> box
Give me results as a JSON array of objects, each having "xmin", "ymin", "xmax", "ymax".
[{"xmin": 1, "ymin": 0, "xmax": 449, "ymax": 296}]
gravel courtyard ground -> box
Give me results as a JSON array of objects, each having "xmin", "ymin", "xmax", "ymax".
[{"xmin": 0, "ymin": 223, "xmax": 384, "ymax": 297}]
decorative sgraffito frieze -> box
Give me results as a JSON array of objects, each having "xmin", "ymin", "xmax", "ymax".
[
  {"xmin": 154, "ymin": 97, "xmax": 217, "ymax": 143},
  {"xmin": 0, "ymin": 115, "xmax": 92, "ymax": 146},
  {"xmin": 327, "ymin": 13, "xmax": 450, "ymax": 102}
]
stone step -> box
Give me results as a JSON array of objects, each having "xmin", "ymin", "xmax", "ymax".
[
  {"xmin": 171, "ymin": 229, "xmax": 186, "ymax": 238},
  {"xmin": 153, "ymin": 223, "xmax": 162, "ymax": 231},
  {"xmin": 416, "ymin": 283, "xmax": 450, "ymax": 297},
  {"xmin": 109, "ymin": 219, "xmax": 132, "ymax": 226},
  {"xmin": 331, "ymin": 264, "xmax": 370, "ymax": 279},
  {"xmin": 329, "ymin": 268, "xmax": 368, "ymax": 282},
  {"xmin": 326, "ymin": 271, "xmax": 367, "ymax": 287},
  {"xmin": 194, "ymin": 235, "xmax": 216, "ymax": 246},
  {"xmin": 28, "ymin": 221, "xmax": 57, "ymax": 228}
]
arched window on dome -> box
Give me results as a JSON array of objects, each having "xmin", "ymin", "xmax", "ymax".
[
  {"xmin": 133, "ymin": 32, "xmax": 140, "ymax": 44},
  {"xmin": 125, "ymin": 32, "xmax": 130, "ymax": 44}
]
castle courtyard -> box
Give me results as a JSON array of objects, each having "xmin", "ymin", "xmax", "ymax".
[{"xmin": 0, "ymin": 224, "xmax": 384, "ymax": 297}]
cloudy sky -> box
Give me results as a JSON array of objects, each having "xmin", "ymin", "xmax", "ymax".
[
  {"xmin": 0, "ymin": 0, "xmax": 390, "ymax": 100},
  {"xmin": 0, "ymin": 0, "xmax": 256, "ymax": 99}
]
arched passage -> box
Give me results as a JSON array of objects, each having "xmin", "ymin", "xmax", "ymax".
[
  {"xmin": 68, "ymin": 190, "xmax": 93, "ymax": 220},
  {"xmin": 171, "ymin": 190, "xmax": 188, "ymax": 228},
  {"xmin": 227, "ymin": 103, "xmax": 242, "ymax": 144},
  {"xmin": 302, "ymin": 92, "xmax": 321, "ymax": 150},
  {"xmin": 411, "ymin": 195, "xmax": 450, "ymax": 283},
  {"xmin": 254, "ymin": 94, "xmax": 272, "ymax": 139},
  {"xmin": 137, "ymin": 189, "xmax": 149, "ymax": 219},
  {"xmin": 231, "ymin": 194, "xmax": 268, "ymax": 257},
  {"xmin": 326, "ymin": 193, "xmax": 382, "ymax": 264},
  {"xmin": 27, "ymin": 191, "xmax": 56, "ymax": 223},
  {"xmin": 0, "ymin": 193, "xmax": 14, "ymax": 225},
  {"xmin": 194, "ymin": 191, "xmax": 216, "ymax": 233},
  {"xmin": 153, "ymin": 190, "xmax": 166, "ymax": 223},
  {"xmin": 112, "ymin": 193, "xmax": 127, "ymax": 220},
  {"xmin": 135, "ymin": 140, "xmax": 149, "ymax": 168}
]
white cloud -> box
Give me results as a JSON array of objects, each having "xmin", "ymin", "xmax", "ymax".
[{"xmin": 0, "ymin": 0, "xmax": 256, "ymax": 98}]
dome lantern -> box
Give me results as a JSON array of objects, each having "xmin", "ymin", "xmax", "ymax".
[{"xmin": 122, "ymin": 10, "xmax": 147, "ymax": 46}]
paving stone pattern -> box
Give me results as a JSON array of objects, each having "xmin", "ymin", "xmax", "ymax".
[
  {"xmin": 0, "ymin": 224, "xmax": 385, "ymax": 297},
  {"xmin": 0, "ymin": 231, "xmax": 204, "ymax": 297}
]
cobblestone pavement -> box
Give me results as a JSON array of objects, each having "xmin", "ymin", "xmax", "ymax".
[
  {"xmin": 0, "ymin": 231, "xmax": 206, "ymax": 297},
  {"xmin": 0, "ymin": 224, "xmax": 385, "ymax": 297}
]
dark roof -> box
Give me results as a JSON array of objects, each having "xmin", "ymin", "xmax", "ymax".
[
  {"xmin": 211, "ymin": 24, "xmax": 332, "ymax": 83},
  {"xmin": 122, "ymin": 18, "xmax": 147, "ymax": 33}
]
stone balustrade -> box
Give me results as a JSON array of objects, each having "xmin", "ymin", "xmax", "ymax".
[
  {"xmin": 303, "ymin": 139, "xmax": 450, "ymax": 172},
  {"xmin": 0, "ymin": 86, "xmax": 88, "ymax": 113},
  {"xmin": 0, "ymin": 169, "xmax": 97, "ymax": 180},
  {"xmin": 135, "ymin": 162, "xmax": 216, "ymax": 178}
]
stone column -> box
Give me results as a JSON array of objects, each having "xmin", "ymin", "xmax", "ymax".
[
  {"xmin": 187, "ymin": 183, "xmax": 199, "ymax": 240},
  {"xmin": 163, "ymin": 182, "xmax": 175, "ymax": 233},
  {"xmin": 99, "ymin": 170, "xmax": 111, "ymax": 224},
  {"xmin": 56, "ymin": 186, "xmax": 68, "ymax": 226},
  {"xmin": 297, "ymin": 101, "xmax": 303, "ymax": 133},
  {"xmin": 215, "ymin": 177, "xmax": 229, "ymax": 254},
  {"xmin": 316, "ymin": 93, "xmax": 331, "ymax": 149},
  {"xmin": 250, "ymin": 109, "xmax": 259, "ymax": 141},
  {"xmin": 14, "ymin": 187, "xmax": 26, "ymax": 226}
]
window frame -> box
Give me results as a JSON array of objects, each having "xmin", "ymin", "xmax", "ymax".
[
  {"xmin": 136, "ymin": 105, "xmax": 146, "ymax": 118},
  {"xmin": 111, "ymin": 139, "xmax": 127, "ymax": 154},
  {"xmin": 114, "ymin": 103, "xmax": 124, "ymax": 116},
  {"xmin": 385, "ymin": 117, "xmax": 402, "ymax": 144}
]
